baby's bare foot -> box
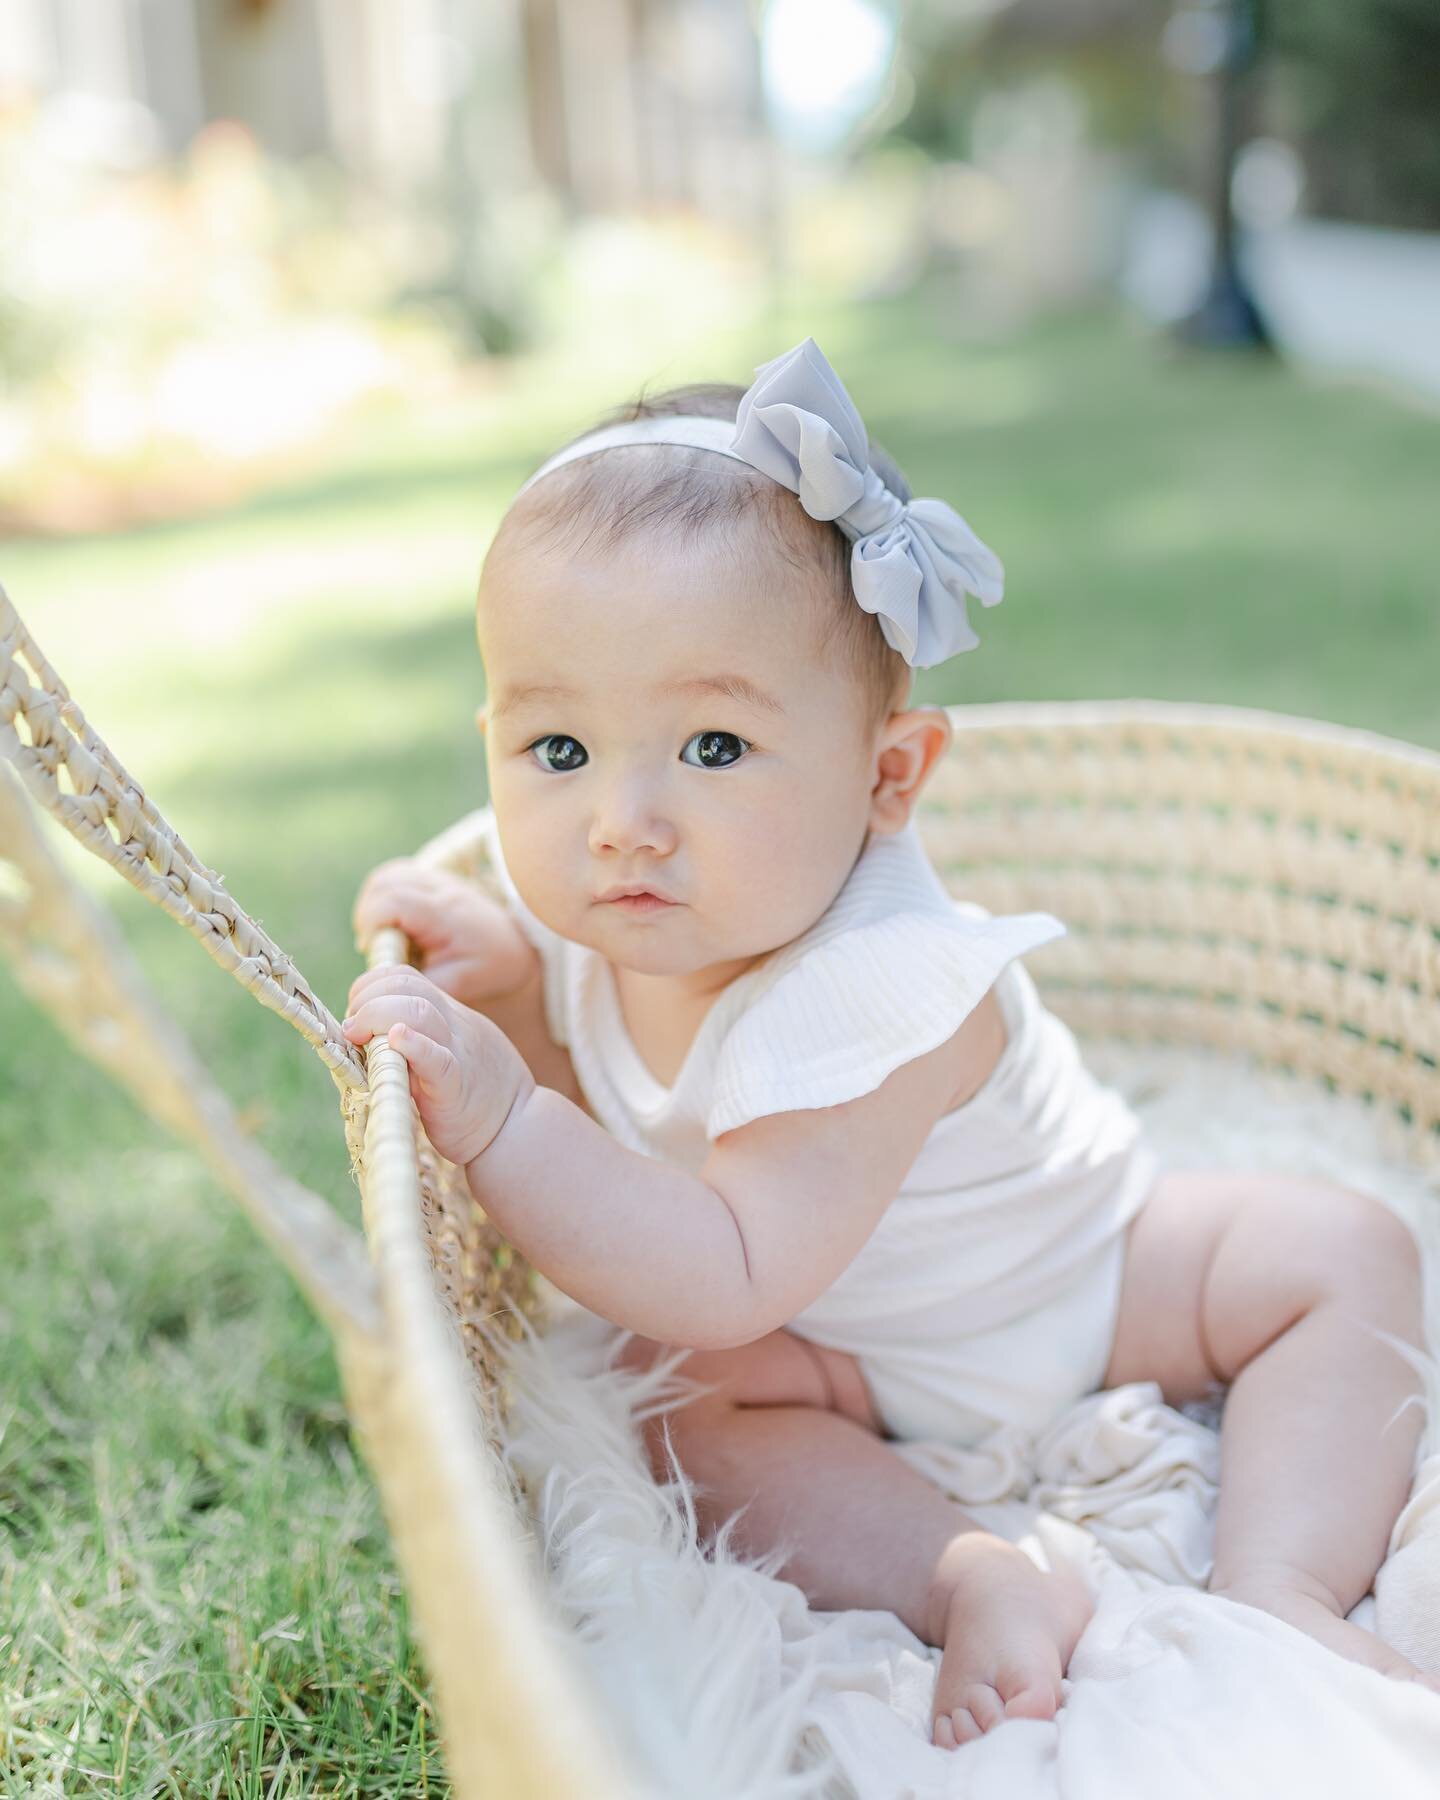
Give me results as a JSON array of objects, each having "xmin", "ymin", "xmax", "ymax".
[
  {"xmin": 1213, "ymin": 1570, "xmax": 1440, "ymax": 1698},
  {"xmin": 927, "ymin": 1532, "xmax": 1094, "ymax": 1749}
]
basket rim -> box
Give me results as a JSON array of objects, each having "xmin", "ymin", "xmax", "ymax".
[{"xmin": 939, "ymin": 696, "xmax": 1440, "ymax": 773}]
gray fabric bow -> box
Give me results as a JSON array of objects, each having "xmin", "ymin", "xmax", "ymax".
[{"xmin": 730, "ymin": 338, "xmax": 1004, "ymax": 667}]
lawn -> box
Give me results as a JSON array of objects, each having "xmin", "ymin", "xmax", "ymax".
[{"xmin": 2, "ymin": 286, "xmax": 1437, "ymax": 1794}]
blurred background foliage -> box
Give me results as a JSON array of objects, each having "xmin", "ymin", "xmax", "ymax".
[
  {"xmin": 1265, "ymin": 0, "xmax": 1440, "ymax": 227},
  {"xmin": 0, "ymin": 0, "xmax": 1437, "ymax": 532},
  {"xmin": 898, "ymin": 0, "xmax": 1440, "ymax": 227}
]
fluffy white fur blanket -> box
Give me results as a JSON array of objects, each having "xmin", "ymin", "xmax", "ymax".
[{"xmin": 494, "ymin": 1048, "xmax": 1440, "ymax": 1799}]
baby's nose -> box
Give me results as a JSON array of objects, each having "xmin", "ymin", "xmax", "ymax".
[
  {"xmin": 590, "ymin": 820, "xmax": 677, "ymax": 858},
  {"xmin": 588, "ymin": 785, "xmax": 677, "ymax": 858}
]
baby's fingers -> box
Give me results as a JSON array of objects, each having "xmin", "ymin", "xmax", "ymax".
[
  {"xmin": 384, "ymin": 1022, "xmax": 457, "ymax": 1090},
  {"xmin": 346, "ymin": 964, "xmax": 448, "ymax": 1019},
  {"xmin": 342, "ymin": 990, "xmax": 447, "ymax": 1047},
  {"xmin": 351, "ymin": 858, "xmax": 423, "ymax": 931},
  {"xmin": 353, "ymin": 866, "xmax": 449, "ymax": 950}
]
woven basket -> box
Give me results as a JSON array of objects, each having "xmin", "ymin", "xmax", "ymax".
[{"xmin": 2, "ymin": 581, "xmax": 1437, "ymax": 1794}]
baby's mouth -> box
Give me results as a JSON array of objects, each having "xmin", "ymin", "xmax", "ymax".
[{"xmin": 602, "ymin": 892, "xmax": 676, "ymax": 914}]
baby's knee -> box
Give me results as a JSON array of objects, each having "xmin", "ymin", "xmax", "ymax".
[
  {"xmin": 637, "ymin": 1352, "xmax": 806, "ymax": 1496},
  {"xmin": 617, "ymin": 1328, "xmax": 877, "ymax": 1481},
  {"xmin": 1321, "ymin": 1188, "xmax": 1424, "ymax": 1298},
  {"xmin": 613, "ymin": 1334, "xmax": 753, "ymax": 1482},
  {"xmin": 1283, "ymin": 1188, "xmax": 1428, "ymax": 1360}
]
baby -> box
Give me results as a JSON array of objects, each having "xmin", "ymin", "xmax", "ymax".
[{"xmin": 344, "ymin": 338, "xmax": 1438, "ymax": 1749}]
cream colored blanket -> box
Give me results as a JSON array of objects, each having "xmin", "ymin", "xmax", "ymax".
[{"xmin": 498, "ymin": 1050, "xmax": 1440, "ymax": 1799}]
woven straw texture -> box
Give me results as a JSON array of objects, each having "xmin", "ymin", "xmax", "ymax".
[{"xmin": 923, "ymin": 699, "xmax": 1440, "ymax": 1162}]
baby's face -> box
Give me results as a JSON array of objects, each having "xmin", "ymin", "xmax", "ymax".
[{"xmin": 477, "ymin": 528, "xmax": 883, "ymax": 987}]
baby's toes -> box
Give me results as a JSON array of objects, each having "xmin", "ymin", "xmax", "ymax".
[
  {"xmin": 997, "ymin": 1663, "xmax": 1063, "ymax": 1722},
  {"xmin": 934, "ymin": 1684, "xmax": 1005, "ymax": 1748},
  {"xmin": 960, "ymin": 1684, "xmax": 1006, "ymax": 1737}
]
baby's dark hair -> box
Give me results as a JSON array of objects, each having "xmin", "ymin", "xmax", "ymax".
[{"xmin": 496, "ymin": 380, "xmax": 914, "ymax": 732}]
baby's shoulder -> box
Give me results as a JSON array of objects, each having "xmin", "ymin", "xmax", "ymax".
[
  {"xmin": 706, "ymin": 894, "xmax": 1063, "ymax": 1140},
  {"xmin": 696, "ymin": 966, "xmax": 1016, "ymax": 1332}
]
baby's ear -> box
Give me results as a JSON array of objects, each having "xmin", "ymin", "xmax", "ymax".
[
  {"xmin": 867, "ymin": 704, "xmax": 952, "ymax": 835},
  {"xmin": 475, "ymin": 706, "xmax": 488, "ymax": 737}
]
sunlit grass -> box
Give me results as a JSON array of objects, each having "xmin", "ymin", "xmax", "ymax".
[{"xmin": 2, "ymin": 286, "xmax": 1437, "ymax": 1792}]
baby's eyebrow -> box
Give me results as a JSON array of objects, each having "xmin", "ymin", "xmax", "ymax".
[
  {"xmin": 670, "ymin": 674, "xmax": 785, "ymax": 715},
  {"xmin": 490, "ymin": 682, "xmax": 575, "ymax": 720},
  {"xmin": 491, "ymin": 674, "xmax": 785, "ymax": 720}
]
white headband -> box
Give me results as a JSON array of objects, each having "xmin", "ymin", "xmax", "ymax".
[{"xmin": 510, "ymin": 338, "xmax": 1004, "ymax": 668}]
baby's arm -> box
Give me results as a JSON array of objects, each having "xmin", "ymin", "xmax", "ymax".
[
  {"xmin": 468, "ymin": 995, "xmax": 990, "ymax": 1348},
  {"xmin": 347, "ymin": 943, "xmax": 999, "ymax": 1348}
]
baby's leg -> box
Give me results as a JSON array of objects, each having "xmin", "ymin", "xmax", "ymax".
[
  {"xmin": 1103, "ymin": 1167, "xmax": 1440, "ymax": 1691},
  {"xmin": 616, "ymin": 1329, "xmax": 1092, "ymax": 1748}
]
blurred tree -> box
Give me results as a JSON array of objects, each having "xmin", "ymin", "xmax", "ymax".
[
  {"xmin": 884, "ymin": 0, "xmax": 1166, "ymax": 163},
  {"xmin": 1173, "ymin": 0, "xmax": 1272, "ymax": 349},
  {"xmin": 887, "ymin": 0, "xmax": 1440, "ymax": 228},
  {"xmin": 1268, "ymin": 0, "xmax": 1440, "ymax": 228}
]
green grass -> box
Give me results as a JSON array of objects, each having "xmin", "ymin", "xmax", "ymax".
[{"xmin": 2, "ymin": 287, "xmax": 1437, "ymax": 1792}]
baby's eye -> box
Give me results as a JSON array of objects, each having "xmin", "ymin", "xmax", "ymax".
[
  {"xmin": 527, "ymin": 734, "xmax": 588, "ymax": 773},
  {"xmin": 680, "ymin": 730, "xmax": 750, "ymax": 770}
]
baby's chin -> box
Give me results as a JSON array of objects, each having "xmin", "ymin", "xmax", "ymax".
[{"xmin": 586, "ymin": 913, "xmax": 785, "ymax": 984}]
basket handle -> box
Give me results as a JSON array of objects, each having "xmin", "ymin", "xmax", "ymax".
[{"xmin": 0, "ymin": 582, "xmax": 366, "ymax": 1093}]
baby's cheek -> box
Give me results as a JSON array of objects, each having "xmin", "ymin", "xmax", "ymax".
[
  {"xmin": 500, "ymin": 843, "xmax": 573, "ymax": 935},
  {"xmin": 769, "ymin": 823, "xmax": 864, "ymax": 931},
  {"xmin": 738, "ymin": 831, "xmax": 828, "ymax": 928}
]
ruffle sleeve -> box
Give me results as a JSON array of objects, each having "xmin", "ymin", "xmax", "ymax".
[
  {"xmin": 472, "ymin": 805, "xmax": 571, "ymax": 1050},
  {"xmin": 706, "ymin": 902, "xmax": 1066, "ymax": 1138}
]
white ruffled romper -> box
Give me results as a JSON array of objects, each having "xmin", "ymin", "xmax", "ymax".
[{"xmin": 476, "ymin": 807, "xmax": 1162, "ymax": 1449}]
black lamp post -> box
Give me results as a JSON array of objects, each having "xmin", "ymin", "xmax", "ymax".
[{"xmin": 1173, "ymin": 0, "xmax": 1273, "ymax": 349}]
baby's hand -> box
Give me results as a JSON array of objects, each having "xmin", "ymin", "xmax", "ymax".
[
  {"xmin": 352, "ymin": 859, "xmax": 534, "ymax": 1008},
  {"xmin": 342, "ymin": 966, "xmax": 534, "ymax": 1166}
]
